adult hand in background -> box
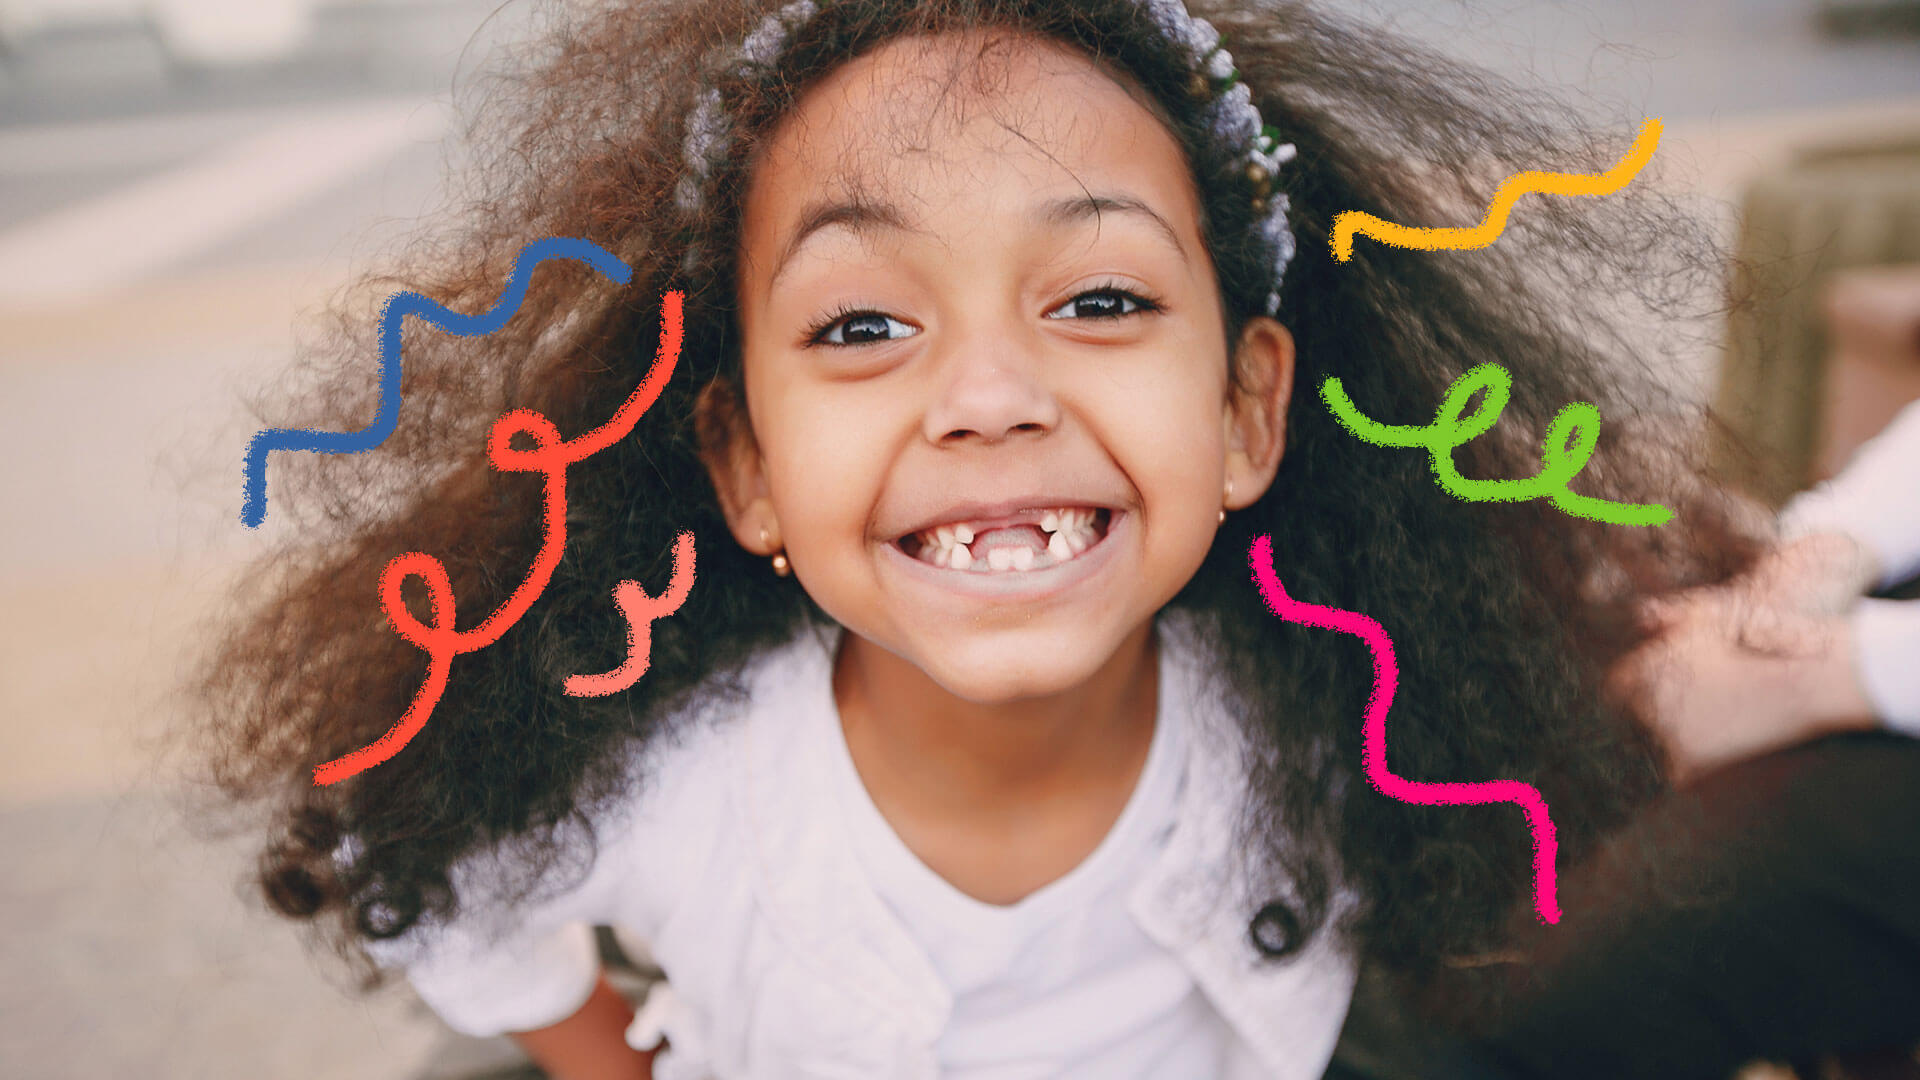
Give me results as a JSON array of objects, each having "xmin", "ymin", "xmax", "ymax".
[{"xmin": 1612, "ymin": 533, "xmax": 1883, "ymax": 785}]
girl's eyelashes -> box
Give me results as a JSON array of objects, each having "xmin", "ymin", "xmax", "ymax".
[
  {"xmin": 1043, "ymin": 282, "xmax": 1164, "ymax": 321},
  {"xmin": 800, "ymin": 283, "xmax": 1164, "ymax": 349},
  {"xmin": 803, "ymin": 304, "xmax": 919, "ymax": 348}
]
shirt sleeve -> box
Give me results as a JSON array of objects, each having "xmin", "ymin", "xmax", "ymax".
[
  {"xmin": 358, "ymin": 839, "xmax": 613, "ymax": 1038},
  {"xmin": 1850, "ymin": 599, "xmax": 1920, "ymax": 738},
  {"xmin": 348, "ymin": 712, "xmax": 735, "ymax": 1039},
  {"xmin": 1778, "ymin": 397, "xmax": 1920, "ymax": 590}
]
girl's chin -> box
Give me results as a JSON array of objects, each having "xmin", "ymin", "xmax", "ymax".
[
  {"xmin": 887, "ymin": 622, "xmax": 1136, "ymax": 707},
  {"xmin": 899, "ymin": 641, "xmax": 1113, "ymax": 706}
]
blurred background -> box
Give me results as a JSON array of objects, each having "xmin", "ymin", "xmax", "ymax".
[{"xmin": 0, "ymin": 0, "xmax": 1916, "ymax": 1077}]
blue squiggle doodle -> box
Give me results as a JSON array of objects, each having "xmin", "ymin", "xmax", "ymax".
[{"xmin": 239, "ymin": 236, "xmax": 632, "ymax": 527}]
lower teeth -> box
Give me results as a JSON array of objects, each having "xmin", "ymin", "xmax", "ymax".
[
  {"xmin": 915, "ymin": 528, "xmax": 1101, "ymax": 572},
  {"xmin": 901, "ymin": 511, "xmax": 1109, "ymax": 572}
]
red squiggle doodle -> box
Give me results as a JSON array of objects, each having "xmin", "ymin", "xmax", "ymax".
[
  {"xmin": 1246, "ymin": 534, "xmax": 1562, "ymax": 924},
  {"xmin": 564, "ymin": 530, "xmax": 697, "ymax": 697},
  {"xmin": 313, "ymin": 292, "xmax": 687, "ymax": 786}
]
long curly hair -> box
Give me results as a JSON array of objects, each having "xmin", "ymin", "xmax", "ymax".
[{"xmin": 174, "ymin": 0, "xmax": 1762, "ymax": 1006}]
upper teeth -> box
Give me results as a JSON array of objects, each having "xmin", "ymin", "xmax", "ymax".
[{"xmin": 911, "ymin": 507, "xmax": 1101, "ymax": 573}]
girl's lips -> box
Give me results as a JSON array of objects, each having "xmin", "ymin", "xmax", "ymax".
[{"xmin": 879, "ymin": 508, "xmax": 1128, "ymax": 601}]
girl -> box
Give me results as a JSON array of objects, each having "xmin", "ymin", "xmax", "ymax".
[{"xmin": 179, "ymin": 0, "xmax": 1758, "ymax": 1076}]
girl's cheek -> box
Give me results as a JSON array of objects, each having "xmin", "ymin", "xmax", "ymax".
[{"xmin": 1111, "ymin": 374, "xmax": 1224, "ymax": 468}]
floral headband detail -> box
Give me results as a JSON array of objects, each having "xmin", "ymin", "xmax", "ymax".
[{"xmin": 676, "ymin": 0, "xmax": 1299, "ymax": 316}]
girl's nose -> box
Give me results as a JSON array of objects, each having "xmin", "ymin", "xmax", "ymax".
[{"xmin": 921, "ymin": 328, "xmax": 1062, "ymax": 447}]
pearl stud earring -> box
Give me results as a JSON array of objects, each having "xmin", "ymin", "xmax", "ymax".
[{"xmin": 760, "ymin": 526, "xmax": 789, "ymax": 577}]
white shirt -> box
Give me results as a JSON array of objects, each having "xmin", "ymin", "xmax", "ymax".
[
  {"xmin": 825, "ymin": 627, "xmax": 1250, "ymax": 1078},
  {"xmin": 1779, "ymin": 396, "xmax": 1920, "ymax": 734},
  {"xmin": 360, "ymin": 610, "xmax": 1359, "ymax": 1080}
]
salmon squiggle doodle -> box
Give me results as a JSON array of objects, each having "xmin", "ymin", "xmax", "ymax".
[
  {"xmin": 313, "ymin": 286, "xmax": 690, "ymax": 786},
  {"xmin": 1331, "ymin": 117, "xmax": 1662, "ymax": 263},
  {"xmin": 564, "ymin": 531, "xmax": 698, "ymax": 698},
  {"xmin": 1247, "ymin": 534, "xmax": 1562, "ymax": 924}
]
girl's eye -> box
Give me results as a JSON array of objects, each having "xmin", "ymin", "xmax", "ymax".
[
  {"xmin": 1043, "ymin": 286, "xmax": 1161, "ymax": 321},
  {"xmin": 806, "ymin": 309, "xmax": 920, "ymax": 347},
  {"xmin": 803, "ymin": 285, "xmax": 1160, "ymax": 347}
]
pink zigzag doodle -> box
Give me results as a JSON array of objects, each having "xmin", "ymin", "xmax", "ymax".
[{"xmin": 1246, "ymin": 534, "xmax": 1562, "ymax": 924}]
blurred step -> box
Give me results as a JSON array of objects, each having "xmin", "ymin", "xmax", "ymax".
[
  {"xmin": 1817, "ymin": 0, "xmax": 1920, "ymax": 39},
  {"xmin": 0, "ymin": 0, "xmax": 517, "ymax": 125}
]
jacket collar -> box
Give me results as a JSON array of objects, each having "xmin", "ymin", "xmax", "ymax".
[{"xmin": 1128, "ymin": 614, "xmax": 1359, "ymax": 1080}]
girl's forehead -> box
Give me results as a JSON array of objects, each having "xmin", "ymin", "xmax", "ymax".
[
  {"xmin": 740, "ymin": 30, "xmax": 1200, "ymax": 261},
  {"xmin": 792, "ymin": 30, "xmax": 1146, "ymax": 129}
]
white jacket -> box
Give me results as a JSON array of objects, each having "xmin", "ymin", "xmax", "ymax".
[{"xmin": 364, "ymin": 612, "xmax": 1359, "ymax": 1079}]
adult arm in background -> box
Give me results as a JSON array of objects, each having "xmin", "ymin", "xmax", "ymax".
[
  {"xmin": 1777, "ymin": 395, "xmax": 1920, "ymax": 732},
  {"xmin": 1454, "ymin": 401, "xmax": 1920, "ymax": 1080},
  {"xmin": 1617, "ymin": 397, "xmax": 1920, "ymax": 783}
]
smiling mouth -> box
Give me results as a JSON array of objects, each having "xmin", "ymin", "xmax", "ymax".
[{"xmin": 895, "ymin": 507, "xmax": 1115, "ymax": 574}]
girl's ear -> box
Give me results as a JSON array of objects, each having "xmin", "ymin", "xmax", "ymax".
[
  {"xmin": 1221, "ymin": 317, "xmax": 1296, "ymax": 509},
  {"xmin": 693, "ymin": 377, "xmax": 784, "ymax": 556}
]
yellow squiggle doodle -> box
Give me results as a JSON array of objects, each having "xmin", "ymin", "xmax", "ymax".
[{"xmin": 1331, "ymin": 118, "xmax": 1663, "ymax": 262}]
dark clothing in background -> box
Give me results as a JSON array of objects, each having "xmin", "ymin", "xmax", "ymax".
[{"xmin": 1438, "ymin": 731, "xmax": 1920, "ymax": 1080}]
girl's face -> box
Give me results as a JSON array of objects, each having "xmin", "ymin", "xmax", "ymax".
[{"xmin": 707, "ymin": 30, "xmax": 1293, "ymax": 704}]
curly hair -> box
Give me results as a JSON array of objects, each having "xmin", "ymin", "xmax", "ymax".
[{"xmin": 173, "ymin": 0, "xmax": 1762, "ymax": 1008}]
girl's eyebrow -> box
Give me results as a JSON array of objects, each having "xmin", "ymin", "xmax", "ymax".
[
  {"xmin": 1036, "ymin": 193, "xmax": 1189, "ymax": 268},
  {"xmin": 766, "ymin": 190, "xmax": 1189, "ymax": 297},
  {"xmin": 768, "ymin": 194, "xmax": 922, "ymax": 296}
]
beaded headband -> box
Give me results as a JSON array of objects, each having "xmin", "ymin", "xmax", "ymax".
[{"xmin": 676, "ymin": 0, "xmax": 1299, "ymax": 316}]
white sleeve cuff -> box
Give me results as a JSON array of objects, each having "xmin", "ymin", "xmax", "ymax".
[
  {"xmin": 338, "ymin": 835, "xmax": 607, "ymax": 1037},
  {"xmin": 1851, "ymin": 599, "xmax": 1920, "ymax": 738},
  {"xmin": 1779, "ymin": 398, "xmax": 1920, "ymax": 590},
  {"xmin": 404, "ymin": 918, "xmax": 602, "ymax": 1037}
]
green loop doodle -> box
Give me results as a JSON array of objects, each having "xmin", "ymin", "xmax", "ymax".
[{"xmin": 1319, "ymin": 364, "xmax": 1672, "ymax": 527}]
